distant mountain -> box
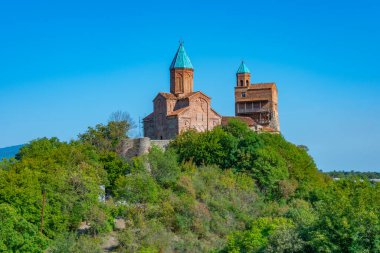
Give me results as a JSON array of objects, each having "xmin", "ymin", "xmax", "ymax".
[{"xmin": 0, "ymin": 145, "xmax": 24, "ymax": 159}]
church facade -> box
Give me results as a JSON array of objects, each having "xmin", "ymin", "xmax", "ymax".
[
  {"xmin": 143, "ymin": 43, "xmax": 222, "ymax": 140},
  {"xmin": 143, "ymin": 44, "xmax": 280, "ymax": 140}
]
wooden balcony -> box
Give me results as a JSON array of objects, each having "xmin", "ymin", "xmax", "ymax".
[{"xmin": 236, "ymin": 101, "xmax": 272, "ymax": 114}]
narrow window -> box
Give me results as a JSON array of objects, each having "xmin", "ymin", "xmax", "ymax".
[
  {"xmin": 246, "ymin": 80, "xmax": 249, "ymax": 86},
  {"xmin": 240, "ymin": 80, "xmax": 243, "ymax": 86}
]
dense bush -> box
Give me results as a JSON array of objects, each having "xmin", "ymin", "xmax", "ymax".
[
  {"xmin": 48, "ymin": 233, "xmax": 102, "ymax": 253},
  {"xmin": 224, "ymin": 217, "xmax": 300, "ymax": 253},
  {"xmin": 304, "ymin": 179, "xmax": 380, "ymax": 252},
  {"xmin": 114, "ymin": 160, "xmax": 260, "ymax": 252},
  {"xmin": 78, "ymin": 111, "xmax": 133, "ymax": 154},
  {"xmin": 171, "ymin": 119, "xmax": 329, "ymax": 199},
  {"xmin": 0, "ymin": 138, "xmax": 110, "ymax": 251},
  {"xmin": 148, "ymin": 146, "xmax": 180, "ymax": 188},
  {"xmin": 0, "ymin": 204, "xmax": 47, "ymax": 252}
]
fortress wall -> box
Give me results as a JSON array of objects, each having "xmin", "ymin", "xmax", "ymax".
[
  {"xmin": 150, "ymin": 140, "xmax": 171, "ymax": 150},
  {"xmin": 122, "ymin": 138, "xmax": 170, "ymax": 159}
]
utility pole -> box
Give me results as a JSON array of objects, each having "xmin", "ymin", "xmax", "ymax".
[{"xmin": 40, "ymin": 189, "xmax": 46, "ymax": 234}]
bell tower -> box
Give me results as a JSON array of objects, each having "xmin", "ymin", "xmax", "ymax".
[
  {"xmin": 170, "ymin": 43, "xmax": 194, "ymax": 96},
  {"xmin": 234, "ymin": 61, "xmax": 280, "ymax": 132},
  {"xmin": 236, "ymin": 61, "xmax": 250, "ymax": 87}
]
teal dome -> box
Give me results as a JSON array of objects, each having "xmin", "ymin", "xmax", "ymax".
[
  {"xmin": 237, "ymin": 61, "xmax": 250, "ymax": 74},
  {"xmin": 170, "ymin": 43, "xmax": 193, "ymax": 69}
]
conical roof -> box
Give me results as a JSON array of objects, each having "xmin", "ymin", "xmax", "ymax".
[
  {"xmin": 170, "ymin": 43, "xmax": 193, "ymax": 69},
  {"xmin": 237, "ymin": 61, "xmax": 250, "ymax": 74}
]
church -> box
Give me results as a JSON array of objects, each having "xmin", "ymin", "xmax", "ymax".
[
  {"xmin": 143, "ymin": 43, "xmax": 222, "ymax": 140},
  {"xmin": 143, "ymin": 43, "xmax": 279, "ymax": 140}
]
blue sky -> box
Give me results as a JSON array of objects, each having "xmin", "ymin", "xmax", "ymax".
[{"xmin": 1, "ymin": 0, "xmax": 379, "ymax": 171}]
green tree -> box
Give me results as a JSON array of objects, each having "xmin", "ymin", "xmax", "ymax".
[
  {"xmin": 170, "ymin": 119, "xmax": 262, "ymax": 173},
  {"xmin": 170, "ymin": 119, "xmax": 328, "ymax": 199},
  {"xmin": 0, "ymin": 138, "xmax": 107, "ymax": 238},
  {"xmin": 251, "ymin": 146, "xmax": 288, "ymax": 194},
  {"xmin": 48, "ymin": 233, "xmax": 102, "ymax": 253},
  {"xmin": 115, "ymin": 172, "xmax": 160, "ymax": 204},
  {"xmin": 0, "ymin": 204, "xmax": 48, "ymax": 253},
  {"xmin": 148, "ymin": 146, "xmax": 180, "ymax": 188},
  {"xmin": 265, "ymin": 227, "xmax": 304, "ymax": 253},
  {"xmin": 170, "ymin": 127, "xmax": 239, "ymax": 169},
  {"xmin": 225, "ymin": 217, "xmax": 295, "ymax": 253},
  {"xmin": 306, "ymin": 179, "xmax": 380, "ymax": 253},
  {"xmin": 255, "ymin": 133, "xmax": 329, "ymax": 197},
  {"xmin": 100, "ymin": 152, "xmax": 130, "ymax": 195},
  {"xmin": 78, "ymin": 111, "xmax": 134, "ymax": 153}
]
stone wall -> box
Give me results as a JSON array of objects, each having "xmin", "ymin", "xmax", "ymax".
[{"xmin": 121, "ymin": 137, "xmax": 170, "ymax": 159}]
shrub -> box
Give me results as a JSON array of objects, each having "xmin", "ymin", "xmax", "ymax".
[
  {"xmin": 225, "ymin": 217, "xmax": 295, "ymax": 252},
  {"xmin": 148, "ymin": 146, "xmax": 180, "ymax": 188},
  {"xmin": 115, "ymin": 173, "xmax": 160, "ymax": 204}
]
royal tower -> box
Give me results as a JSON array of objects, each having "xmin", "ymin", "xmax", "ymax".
[{"xmin": 234, "ymin": 61, "xmax": 280, "ymax": 132}]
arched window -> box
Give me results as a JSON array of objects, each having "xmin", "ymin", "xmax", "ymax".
[
  {"xmin": 176, "ymin": 73, "xmax": 183, "ymax": 93},
  {"xmin": 240, "ymin": 80, "xmax": 243, "ymax": 86},
  {"xmin": 246, "ymin": 80, "xmax": 249, "ymax": 86}
]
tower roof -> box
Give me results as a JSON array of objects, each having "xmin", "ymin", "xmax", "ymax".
[
  {"xmin": 237, "ymin": 61, "xmax": 250, "ymax": 74},
  {"xmin": 170, "ymin": 43, "xmax": 193, "ymax": 70}
]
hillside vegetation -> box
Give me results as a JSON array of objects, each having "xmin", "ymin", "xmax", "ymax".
[
  {"xmin": 326, "ymin": 170, "xmax": 380, "ymax": 180},
  {"xmin": 0, "ymin": 117, "xmax": 379, "ymax": 253}
]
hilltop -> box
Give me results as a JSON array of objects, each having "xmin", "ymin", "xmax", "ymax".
[{"xmin": 0, "ymin": 117, "xmax": 379, "ymax": 252}]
